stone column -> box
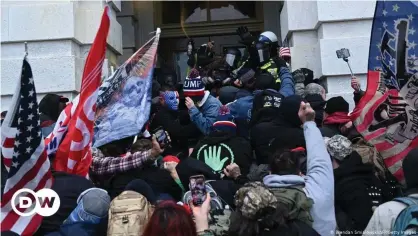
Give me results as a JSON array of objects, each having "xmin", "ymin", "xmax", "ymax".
[
  {"xmin": 280, "ymin": 0, "xmax": 376, "ymax": 109},
  {"xmin": 1, "ymin": 0, "xmax": 122, "ymax": 111}
]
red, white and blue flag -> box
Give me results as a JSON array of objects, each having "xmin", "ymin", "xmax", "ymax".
[
  {"xmin": 0, "ymin": 59, "xmax": 53, "ymax": 235},
  {"xmin": 352, "ymin": 1, "xmax": 418, "ymax": 183},
  {"xmin": 44, "ymin": 6, "xmax": 110, "ymax": 177}
]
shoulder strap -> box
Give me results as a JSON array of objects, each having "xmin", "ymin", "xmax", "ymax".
[{"xmin": 393, "ymin": 197, "xmax": 418, "ymax": 206}]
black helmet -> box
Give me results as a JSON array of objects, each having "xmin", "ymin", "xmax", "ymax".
[
  {"xmin": 249, "ymin": 42, "xmax": 271, "ymax": 66},
  {"xmin": 225, "ymin": 48, "xmax": 242, "ymax": 69}
]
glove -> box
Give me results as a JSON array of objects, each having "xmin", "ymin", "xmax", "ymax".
[
  {"xmin": 187, "ymin": 39, "xmax": 195, "ymax": 56},
  {"xmin": 236, "ymin": 26, "xmax": 254, "ymax": 45},
  {"xmin": 273, "ymin": 57, "xmax": 288, "ymax": 69}
]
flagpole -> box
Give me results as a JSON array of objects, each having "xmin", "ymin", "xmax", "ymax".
[{"xmin": 24, "ymin": 42, "xmax": 28, "ymax": 59}]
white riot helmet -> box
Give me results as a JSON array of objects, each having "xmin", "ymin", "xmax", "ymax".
[{"xmin": 258, "ymin": 31, "xmax": 278, "ymax": 44}]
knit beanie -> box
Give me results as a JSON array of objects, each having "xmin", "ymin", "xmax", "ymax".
[
  {"xmin": 326, "ymin": 135, "xmax": 352, "ymax": 161},
  {"xmin": 212, "ymin": 105, "xmax": 236, "ymax": 133},
  {"xmin": 184, "ymin": 68, "xmax": 205, "ymax": 101},
  {"xmin": 325, "ymin": 96, "xmax": 349, "ymax": 114},
  {"xmin": 163, "ymin": 155, "xmax": 180, "ymax": 163}
]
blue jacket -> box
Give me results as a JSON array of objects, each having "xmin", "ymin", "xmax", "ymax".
[
  {"xmin": 45, "ymin": 222, "xmax": 97, "ymax": 236},
  {"xmin": 189, "ymin": 94, "xmax": 222, "ymax": 135},
  {"xmin": 277, "ymin": 66, "xmax": 295, "ymax": 97}
]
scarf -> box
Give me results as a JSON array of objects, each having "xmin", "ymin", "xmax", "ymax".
[{"xmin": 323, "ymin": 112, "xmax": 351, "ymax": 125}]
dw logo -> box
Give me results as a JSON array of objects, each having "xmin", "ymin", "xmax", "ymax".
[{"xmin": 11, "ymin": 188, "xmax": 60, "ymax": 217}]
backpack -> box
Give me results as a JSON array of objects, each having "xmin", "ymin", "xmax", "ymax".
[
  {"xmin": 392, "ymin": 196, "xmax": 418, "ymax": 236},
  {"xmin": 107, "ymin": 190, "xmax": 154, "ymax": 236},
  {"xmin": 351, "ymin": 137, "xmax": 387, "ymax": 179},
  {"xmin": 268, "ymin": 186, "xmax": 314, "ymax": 227}
]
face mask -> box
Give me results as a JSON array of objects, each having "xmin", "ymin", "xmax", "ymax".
[{"xmin": 161, "ymin": 91, "xmax": 179, "ymax": 111}]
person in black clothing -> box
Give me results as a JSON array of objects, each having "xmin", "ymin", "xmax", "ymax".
[
  {"xmin": 190, "ymin": 105, "xmax": 253, "ymax": 177},
  {"xmin": 304, "ymin": 83, "xmax": 326, "ymax": 127},
  {"xmin": 326, "ymin": 135, "xmax": 380, "ymax": 233},
  {"xmin": 251, "ymin": 95, "xmax": 306, "ymax": 164},
  {"xmin": 34, "ymin": 172, "xmax": 95, "ymax": 236},
  {"xmin": 149, "ymin": 87, "xmax": 202, "ymax": 157}
]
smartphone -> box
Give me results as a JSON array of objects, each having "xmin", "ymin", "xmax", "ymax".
[
  {"xmin": 336, "ymin": 48, "xmax": 351, "ymax": 59},
  {"xmin": 189, "ymin": 175, "xmax": 207, "ymax": 206},
  {"xmin": 152, "ymin": 127, "xmax": 170, "ymax": 148}
]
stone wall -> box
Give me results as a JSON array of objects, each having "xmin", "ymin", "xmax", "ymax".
[
  {"xmin": 280, "ymin": 0, "xmax": 377, "ymax": 109},
  {"xmin": 1, "ymin": 0, "xmax": 123, "ymax": 111}
]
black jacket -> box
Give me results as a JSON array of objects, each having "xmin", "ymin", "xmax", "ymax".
[
  {"xmin": 334, "ymin": 152, "xmax": 376, "ymax": 232},
  {"xmin": 35, "ymin": 172, "xmax": 94, "ymax": 236},
  {"xmin": 149, "ymin": 107, "xmax": 202, "ymax": 156},
  {"xmin": 190, "ymin": 131, "xmax": 253, "ymax": 176},
  {"xmin": 251, "ymin": 95, "xmax": 306, "ymax": 164}
]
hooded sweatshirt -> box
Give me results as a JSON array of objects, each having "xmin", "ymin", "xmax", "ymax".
[
  {"xmin": 305, "ymin": 94, "xmax": 325, "ymax": 127},
  {"xmin": 302, "ymin": 121, "xmax": 336, "ymax": 236},
  {"xmin": 190, "ymin": 131, "xmax": 252, "ymax": 176},
  {"xmin": 334, "ymin": 152, "xmax": 376, "ymax": 232},
  {"xmin": 250, "ymin": 95, "xmax": 306, "ymax": 164}
]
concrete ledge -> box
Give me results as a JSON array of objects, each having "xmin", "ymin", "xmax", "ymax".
[
  {"xmin": 317, "ymin": 1, "xmax": 376, "ymax": 22},
  {"xmin": 1, "ymin": 91, "xmax": 78, "ymax": 112}
]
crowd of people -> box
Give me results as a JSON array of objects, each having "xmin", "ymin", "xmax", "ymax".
[{"xmin": 1, "ymin": 27, "xmax": 417, "ymax": 236}]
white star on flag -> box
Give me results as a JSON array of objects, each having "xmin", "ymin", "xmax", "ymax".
[
  {"xmin": 28, "ymin": 77, "xmax": 34, "ymax": 84},
  {"xmin": 377, "ymin": 43, "xmax": 381, "ymax": 49},
  {"xmin": 28, "ymin": 102, "xmax": 34, "ymax": 109},
  {"xmin": 27, "ymin": 125, "xmax": 34, "ymax": 132},
  {"xmin": 411, "ymin": 54, "xmax": 417, "ymax": 60},
  {"xmin": 408, "ymin": 14, "xmax": 414, "ymax": 21},
  {"xmin": 26, "ymin": 147, "xmax": 32, "ymax": 153},
  {"xmin": 383, "ymin": 22, "xmax": 388, "ymax": 28},
  {"xmin": 392, "ymin": 4, "xmax": 399, "ymax": 12},
  {"xmin": 12, "ymin": 151, "xmax": 19, "ymax": 157},
  {"xmin": 11, "ymin": 162, "xmax": 19, "ymax": 168},
  {"xmin": 382, "ymin": 9, "xmax": 388, "ymax": 16},
  {"xmin": 26, "ymin": 136, "xmax": 33, "ymax": 143},
  {"xmin": 28, "ymin": 89, "xmax": 34, "ymax": 97},
  {"xmin": 15, "ymin": 140, "xmax": 21, "ymax": 147},
  {"xmin": 376, "ymin": 56, "xmax": 380, "ymax": 61},
  {"xmin": 17, "ymin": 118, "xmax": 22, "ymax": 124},
  {"xmin": 19, "ymin": 106, "xmax": 23, "ymax": 112},
  {"xmin": 28, "ymin": 114, "xmax": 34, "ymax": 120},
  {"xmin": 409, "ymin": 41, "xmax": 417, "ymax": 49},
  {"xmin": 410, "ymin": 28, "xmax": 416, "ymax": 35}
]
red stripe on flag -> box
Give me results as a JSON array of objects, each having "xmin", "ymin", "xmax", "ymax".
[{"xmin": 1, "ymin": 151, "xmax": 48, "ymax": 207}]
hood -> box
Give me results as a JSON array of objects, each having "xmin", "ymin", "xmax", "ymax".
[
  {"xmin": 219, "ymin": 86, "xmax": 239, "ymax": 104},
  {"xmin": 204, "ymin": 131, "xmax": 235, "ymax": 145},
  {"xmin": 305, "ymin": 94, "xmax": 325, "ymax": 111},
  {"xmin": 277, "ymin": 95, "xmax": 303, "ymax": 127},
  {"xmin": 263, "ymin": 174, "xmax": 305, "ymax": 188},
  {"xmin": 334, "ymin": 151, "xmax": 374, "ymax": 182},
  {"xmin": 39, "ymin": 94, "xmax": 62, "ymax": 122}
]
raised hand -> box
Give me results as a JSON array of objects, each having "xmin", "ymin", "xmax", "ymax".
[{"xmin": 204, "ymin": 146, "xmax": 228, "ymax": 172}]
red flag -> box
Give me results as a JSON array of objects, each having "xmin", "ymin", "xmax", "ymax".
[{"xmin": 52, "ymin": 6, "xmax": 110, "ymax": 176}]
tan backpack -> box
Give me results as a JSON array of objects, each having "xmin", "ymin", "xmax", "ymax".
[
  {"xmin": 351, "ymin": 137, "xmax": 387, "ymax": 179},
  {"xmin": 107, "ymin": 190, "xmax": 154, "ymax": 236}
]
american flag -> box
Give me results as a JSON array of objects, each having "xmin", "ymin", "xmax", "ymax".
[
  {"xmin": 279, "ymin": 47, "xmax": 291, "ymax": 58},
  {"xmin": 1, "ymin": 59, "xmax": 53, "ymax": 235}
]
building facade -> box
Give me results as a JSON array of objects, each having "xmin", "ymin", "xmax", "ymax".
[{"xmin": 1, "ymin": 0, "xmax": 377, "ymax": 111}]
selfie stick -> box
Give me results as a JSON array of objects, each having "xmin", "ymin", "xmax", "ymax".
[{"xmin": 343, "ymin": 57, "xmax": 354, "ymax": 77}]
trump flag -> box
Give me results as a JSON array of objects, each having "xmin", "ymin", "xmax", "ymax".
[
  {"xmin": 352, "ymin": 1, "xmax": 418, "ymax": 183},
  {"xmin": 93, "ymin": 29, "xmax": 161, "ymax": 148}
]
